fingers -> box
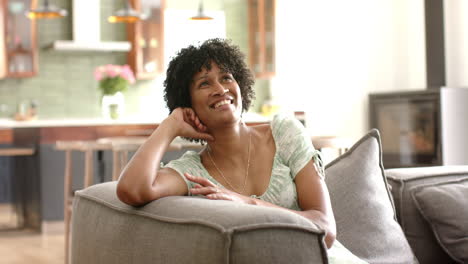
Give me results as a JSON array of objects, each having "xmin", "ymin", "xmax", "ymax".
[
  {"xmin": 192, "ymin": 115, "xmax": 208, "ymax": 133},
  {"xmin": 206, "ymin": 193, "xmax": 232, "ymax": 200},
  {"xmin": 185, "ymin": 173, "xmax": 216, "ymax": 187},
  {"xmin": 182, "ymin": 108, "xmax": 195, "ymax": 125},
  {"xmin": 194, "ymin": 116, "xmax": 207, "ymax": 132},
  {"xmin": 182, "ymin": 108, "xmax": 209, "ymax": 132},
  {"xmin": 185, "ymin": 175, "xmax": 241, "ymax": 203},
  {"xmin": 189, "ymin": 185, "xmax": 233, "ymax": 201},
  {"xmin": 190, "ymin": 186, "xmax": 220, "ymax": 196},
  {"xmin": 186, "ymin": 173, "xmax": 230, "ymax": 197},
  {"xmin": 171, "ymin": 108, "xmax": 215, "ymax": 142}
]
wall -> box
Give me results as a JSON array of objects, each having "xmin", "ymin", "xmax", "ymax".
[
  {"xmin": 274, "ymin": 0, "xmax": 427, "ymax": 141},
  {"xmin": 0, "ymin": 0, "xmax": 266, "ymax": 119},
  {"xmin": 445, "ymin": 0, "xmax": 468, "ymax": 87}
]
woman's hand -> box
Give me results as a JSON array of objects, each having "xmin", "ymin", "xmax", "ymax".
[
  {"xmin": 185, "ymin": 173, "xmax": 255, "ymax": 205},
  {"xmin": 165, "ymin": 108, "xmax": 214, "ymax": 141}
]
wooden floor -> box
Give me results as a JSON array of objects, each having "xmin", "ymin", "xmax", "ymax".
[
  {"xmin": 0, "ymin": 229, "xmax": 64, "ymax": 264},
  {"xmin": 0, "ymin": 204, "xmax": 64, "ymax": 264}
]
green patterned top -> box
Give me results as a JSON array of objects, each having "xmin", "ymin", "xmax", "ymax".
[{"xmin": 163, "ymin": 114, "xmax": 323, "ymax": 210}]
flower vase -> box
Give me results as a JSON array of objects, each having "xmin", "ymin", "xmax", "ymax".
[{"xmin": 101, "ymin": 92, "xmax": 125, "ymax": 119}]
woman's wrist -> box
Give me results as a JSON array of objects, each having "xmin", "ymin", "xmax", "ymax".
[{"xmin": 158, "ymin": 117, "xmax": 180, "ymax": 138}]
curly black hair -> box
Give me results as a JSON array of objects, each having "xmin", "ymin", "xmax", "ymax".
[{"xmin": 163, "ymin": 38, "xmax": 255, "ymax": 114}]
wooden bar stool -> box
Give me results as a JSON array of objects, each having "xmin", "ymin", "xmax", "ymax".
[
  {"xmin": 0, "ymin": 147, "xmax": 35, "ymax": 230},
  {"xmin": 0, "ymin": 148, "xmax": 35, "ymax": 157},
  {"xmin": 56, "ymin": 136, "xmax": 204, "ymax": 263},
  {"xmin": 56, "ymin": 136, "xmax": 155, "ymax": 263},
  {"xmin": 98, "ymin": 136, "xmax": 204, "ymax": 181},
  {"xmin": 55, "ymin": 140, "xmax": 112, "ymax": 264},
  {"xmin": 96, "ymin": 137, "xmax": 151, "ymax": 181}
]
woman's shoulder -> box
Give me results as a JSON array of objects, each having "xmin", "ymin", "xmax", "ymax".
[
  {"xmin": 249, "ymin": 114, "xmax": 306, "ymax": 146},
  {"xmin": 271, "ymin": 113, "xmax": 307, "ymax": 139},
  {"xmin": 248, "ymin": 113, "xmax": 300, "ymax": 134}
]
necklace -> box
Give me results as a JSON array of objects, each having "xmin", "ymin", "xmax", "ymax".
[{"xmin": 207, "ymin": 129, "xmax": 252, "ymax": 194}]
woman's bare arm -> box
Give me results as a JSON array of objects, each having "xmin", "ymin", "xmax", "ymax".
[
  {"xmin": 257, "ymin": 160, "xmax": 336, "ymax": 248},
  {"xmin": 250, "ymin": 120, "xmax": 336, "ymax": 247},
  {"xmin": 116, "ymin": 108, "xmax": 214, "ymax": 206}
]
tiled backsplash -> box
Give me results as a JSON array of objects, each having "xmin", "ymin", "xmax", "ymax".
[{"xmin": 0, "ymin": 0, "xmax": 268, "ymax": 119}]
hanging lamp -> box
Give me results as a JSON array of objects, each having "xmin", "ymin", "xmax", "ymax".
[
  {"xmin": 27, "ymin": 0, "xmax": 67, "ymax": 19},
  {"xmin": 108, "ymin": 0, "xmax": 142, "ymax": 23},
  {"xmin": 190, "ymin": 1, "xmax": 213, "ymax": 20}
]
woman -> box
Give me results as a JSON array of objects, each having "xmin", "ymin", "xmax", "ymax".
[{"xmin": 117, "ymin": 39, "xmax": 366, "ymax": 263}]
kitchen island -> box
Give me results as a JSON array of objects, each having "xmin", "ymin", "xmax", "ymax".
[{"xmin": 0, "ymin": 114, "xmax": 270, "ymax": 232}]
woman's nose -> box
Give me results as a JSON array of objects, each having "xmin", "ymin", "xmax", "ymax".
[{"xmin": 211, "ymin": 82, "xmax": 228, "ymax": 96}]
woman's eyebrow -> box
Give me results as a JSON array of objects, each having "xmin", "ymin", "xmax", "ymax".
[
  {"xmin": 193, "ymin": 74, "xmax": 208, "ymax": 82},
  {"xmin": 219, "ymin": 69, "xmax": 230, "ymax": 74}
]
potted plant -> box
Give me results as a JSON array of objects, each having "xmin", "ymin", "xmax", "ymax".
[{"xmin": 94, "ymin": 64, "xmax": 135, "ymax": 119}]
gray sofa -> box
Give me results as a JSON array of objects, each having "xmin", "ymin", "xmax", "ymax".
[
  {"xmin": 386, "ymin": 166, "xmax": 468, "ymax": 264},
  {"xmin": 71, "ymin": 130, "xmax": 468, "ymax": 264}
]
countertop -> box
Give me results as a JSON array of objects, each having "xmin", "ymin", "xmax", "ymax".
[{"xmin": 0, "ymin": 112, "xmax": 270, "ymax": 128}]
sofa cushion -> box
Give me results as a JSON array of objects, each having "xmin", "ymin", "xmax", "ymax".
[
  {"xmin": 412, "ymin": 178, "xmax": 468, "ymax": 263},
  {"xmin": 325, "ymin": 129, "xmax": 416, "ymax": 264},
  {"xmin": 386, "ymin": 166, "xmax": 468, "ymax": 264}
]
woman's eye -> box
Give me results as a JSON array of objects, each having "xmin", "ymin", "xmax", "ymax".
[
  {"xmin": 222, "ymin": 76, "xmax": 233, "ymax": 82},
  {"xmin": 199, "ymin": 81, "xmax": 209, "ymax": 88}
]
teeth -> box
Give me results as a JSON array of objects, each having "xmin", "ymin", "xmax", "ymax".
[{"xmin": 214, "ymin": 100, "xmax": 231, "ymax": 108}]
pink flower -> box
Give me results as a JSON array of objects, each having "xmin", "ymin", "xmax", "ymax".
[
  {"xmin": 94, "ymin": 66, "xmax": 105, "ymax": 81},
  {"xmin": 106, "ymin": 64, "xmax": 119, "ymax": 78},
  {"xmin": 120, "ymin": 65, "xmax": 136, "ymax": 84},
  {"xmin": 94, "ymin": 64, "xmax": 136, "ymax": 94},
  {"xmin": 94, "ymin": 70, "xmax": 102, "ymax": 81}
]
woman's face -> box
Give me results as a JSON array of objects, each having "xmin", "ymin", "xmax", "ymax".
[{"xmin": 189, "ymin": 62, "xmax": 243, "ymax": 128}]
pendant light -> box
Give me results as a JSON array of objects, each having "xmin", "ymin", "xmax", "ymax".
[
  {"xmin": 108, "ymin": 0, "xmax": 142, "ymax": 23},
  {"xmin": 190, "ymin": 1, "xmax": 213, "ymax": 20},
  {"xmin": 27, "ymin": 0, "xmax": 67, "ymax": 19}
]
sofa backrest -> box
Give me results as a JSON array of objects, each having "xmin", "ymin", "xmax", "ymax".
[{"xmin": 72, "ymin": 182, "xmax": 327, "ymax": 264}]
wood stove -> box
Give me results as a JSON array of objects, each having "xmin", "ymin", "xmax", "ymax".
[{"xmin": 369, "ymin": 88, "xmax": 468, "ymax": 168}]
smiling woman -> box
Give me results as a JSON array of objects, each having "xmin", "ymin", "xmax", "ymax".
[{"xmin": 116, "ymin": 38, "xmax": 368, "ymax": 263}]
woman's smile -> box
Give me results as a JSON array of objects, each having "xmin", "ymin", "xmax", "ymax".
[{"xmin": 209, "ymin": 98, "xmax": 234, "ymax": 110}]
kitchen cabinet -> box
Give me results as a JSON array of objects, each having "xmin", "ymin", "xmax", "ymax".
[
  {"xmin": 247, "ymin": 0, "xmax": 275, "ymax": 78},
  {"xmin": 127, "ymin": 0, "xmax": 165, "ymax": 80},
  {"xmin": 0, "ymin": 128, "xmax": 38, "ymax": 230},
  {"xmin": 0, "ymin": 0, "xmax": 38, "ymax": 78},
  {"xmin": 0, "ymin": 131, "xmax": 14, "ymax": 207}
]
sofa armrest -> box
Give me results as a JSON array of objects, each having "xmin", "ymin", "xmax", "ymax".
[
  {"xmin": 71, "ymin": 182, "xmax": 327, "ymax": 264},
  {"xmin": 385, "ymin": 166, "xmax": 468, "ymax": 264}
]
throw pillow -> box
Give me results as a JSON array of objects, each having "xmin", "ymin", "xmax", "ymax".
[
  {"xmin": 412, "ymin": 179, "xmax": 468, "ymax": 263},
  {"xmin": 324, "ymin": 129, "xmax": 416, "ymax": 264}
]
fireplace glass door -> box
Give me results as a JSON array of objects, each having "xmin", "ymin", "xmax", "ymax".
[{"xmin": 369, "ymin": 91, "xmax": 442, "ymax": 168}]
